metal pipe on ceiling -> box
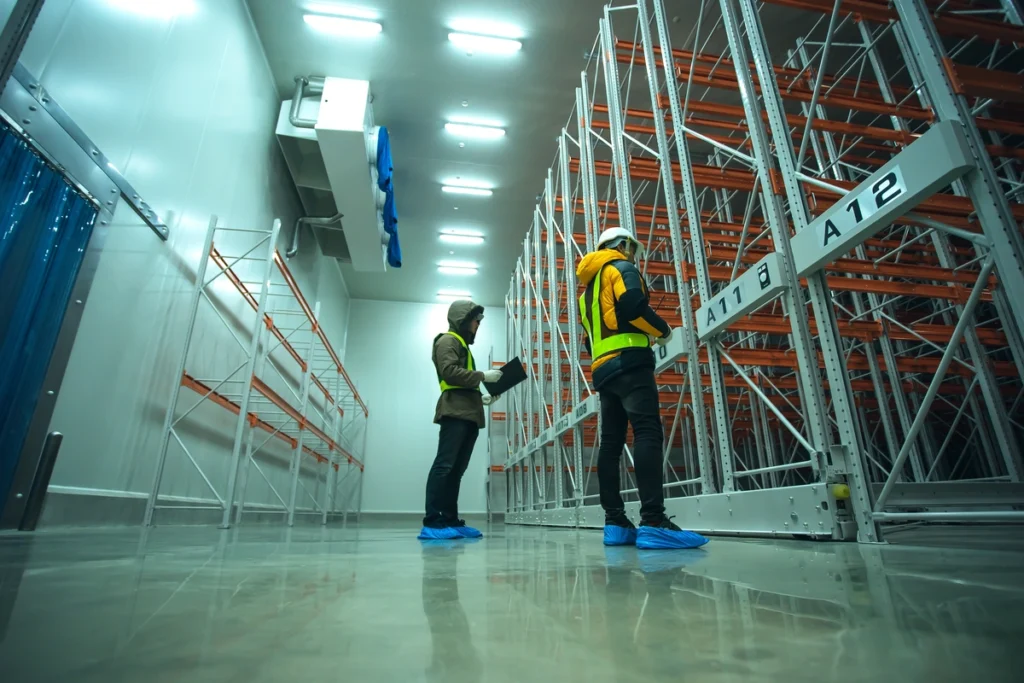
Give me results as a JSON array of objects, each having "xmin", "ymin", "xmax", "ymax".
[{"xmin": 286, "ymin": 213, "xmax": 342, "ymax": 259}]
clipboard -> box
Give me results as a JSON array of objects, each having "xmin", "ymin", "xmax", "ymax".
[{"xmin": 483, "ymin": 356, "xmax": 527, "ymax": 396}]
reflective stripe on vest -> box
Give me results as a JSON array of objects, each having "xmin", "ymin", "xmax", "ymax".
[
  {"xmin": 439, "ymin": 331, "xmax": 480, "ymax": 392},
  {"xmin": 578, "ymin": 264, "xmax": 650, "ymax": 361}
]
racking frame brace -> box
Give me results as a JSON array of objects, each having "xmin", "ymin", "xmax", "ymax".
[{"xmin": 144, "ymin": 216, "xmax": 368, "ymax": 529}]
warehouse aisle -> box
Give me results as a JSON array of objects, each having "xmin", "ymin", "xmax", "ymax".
[{"xmin": 1, "ymin": 523, "xmax": 1020, "ymax": 682}]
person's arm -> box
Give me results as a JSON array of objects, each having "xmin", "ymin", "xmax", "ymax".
[
  {"xmin": 611, "ymin": 262, "xmax": 671, "ymax": 338},
  {"xmin": 435, "ymin": 335, "xmax": 485, "ymax": 388}
]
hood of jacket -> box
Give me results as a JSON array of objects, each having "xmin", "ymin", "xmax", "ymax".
[
  {"xmin": 576, "ymin": 249, "xmax": 626, "ymax": 287},
  {"xmin": 447, "ymin": 299, "xmax": 485, "ymax": 344}
]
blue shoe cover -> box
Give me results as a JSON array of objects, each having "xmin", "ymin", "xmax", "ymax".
[
  {"xmin": 636, "ymin": 526, "xmax": 709, "ymax": 550},
  {"xmin": 456, "ymin": 525, "xmax": 483, "ymax": 538},
  {"xmin": 603, "ymin": 524, "xmax": 638, "ymax": 546},
  {"xmin": 418, "ymin": 526, "xmax": 462, "ymax": 540}
]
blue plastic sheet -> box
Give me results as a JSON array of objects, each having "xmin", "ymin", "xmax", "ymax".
[
  {"xmin": 0, "ymin": 125, "xmax": 97, "ymax": 509},
  {"xmin": 376, "ymin": 126, "xmax": 392, "ymax": 193},
  {"xmin": 376, "ymin": 127, "xmax": 401, "ymax": 268}
]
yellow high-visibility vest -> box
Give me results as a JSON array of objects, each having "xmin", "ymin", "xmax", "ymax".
[
  {"xmin": 439, "ymin": 331, "xmax": 480, "ymax": 392},
  {"xmin": 578, "ymin": 265, "xmax": 649, "ymax": 361}
]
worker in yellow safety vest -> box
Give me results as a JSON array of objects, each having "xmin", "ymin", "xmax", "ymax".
[
  {"xmin": 577, "ymin": 227, "xmax": 708, "ymax": 550},
  {"xmin": 419, "ymin": 299, "xmax": 502, "ymax": 540}
]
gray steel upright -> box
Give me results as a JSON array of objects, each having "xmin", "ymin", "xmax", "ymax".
[
  {"xmin": 723, "ymin": 0, "xmax": 878, "ymax": 540},
  {"xmin": 559, "ymin": 130, "xmax": 586, "ymax": 518},
  {"xmin": 642, "ymin": 0, "xmax": 724, "ymax": 494},
  {"xmin": 220, "ymin": 219, "xmax": 282, "ymax": 528},
  {"xmin": 715, "ymin": 0, "xmax": 833, "ymax": 469},
  {"xmin": 598, "ymin": 15, "xmax": 638, "ymax": 240},
  {"xmin": 144, "ymin": 216, "xmax": 219, "ymax": 526},
  {"xmin": 893, "ymin": 0, "xmax": 1024, "ymax": 346}
]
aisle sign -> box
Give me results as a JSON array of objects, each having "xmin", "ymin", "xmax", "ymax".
[
  {"xmin": 571, "ymin": 395, "xmax": 599, "ymax": 426},
  {"xmin": 697, "ymin": 252, "xmax": 786, "ymax": 341},
  {"xmin": 791, "ymin": 120, "xmax": 974, "ymax": 276},
  {"xmin": 554, "ymin": 414, "xmax": 573, "ymax": 437},
  {"xmin": 654, "ymin": 327, "xmax": 688, "ymax": 374}
]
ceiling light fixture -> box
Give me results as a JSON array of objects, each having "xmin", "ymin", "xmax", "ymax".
[
  {"xmin": 438, "ymin": 260, "xmax": 479, "ymax": 275},
  {"xmin": 304, "ymin": 13, "xmax": 382, "ymax": 37},
  {"xmin": 444, "ymin": 122, "xmax": 505, "ymax": 140},
  {"xmin": 450, "ymin": 18, "xmax": 523, "ymax": 38},
  {"xmin": 442, "ymin": 186, "xmax": 492, "ymax": 197},
  {"xmin": 441, "ymin": 179, "xmax": 493, "ymax": 197},
  {"xmin": 437, "ymin": 289, "xmax": 472, "ymax": 302},
  {"xmin": 440, "ymin": 229, "xmax": 485, "ymax": 245},
  {"xmin": 448, "ymin": 32, "xmax": 522, "ymax": 55}
]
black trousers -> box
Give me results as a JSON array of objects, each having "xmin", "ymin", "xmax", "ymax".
[
  {"xmin": 597, "ymin": 367, "xmax": 666, "ymax": 523},
  {"xmin": 423, "ymin": 417, "xmax": 479, "ymax": 528}
]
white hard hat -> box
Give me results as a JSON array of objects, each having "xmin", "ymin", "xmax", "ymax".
[{"xmin": 597, "ymin": 227, "xmax": 645, "ymax": 259}]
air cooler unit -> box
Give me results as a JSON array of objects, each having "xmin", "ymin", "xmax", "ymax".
[{"xmin": 275, "ymin": 77, "xmax": 392, "ymax": 271}]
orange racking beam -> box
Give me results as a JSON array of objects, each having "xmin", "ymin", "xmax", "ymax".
[
  {"xmin": 760, "ymin": 0, "xmax": 1024, "ymax": 46},
  {"xmin": 180, "ymin": 373, "xmax": 340, "ymax": 471},
  {"xmin": 623, "ymin": 40, "xmax": 914, "ymax": 103},
  {"xmin": 543, "ymin": 229, "xmax": 987, "ymax": 286},
  {"xmin": 209, "ymin": 246, "xmax": 309, "ymax": 373},
  {"xmin": 522, "ymin": 325, "xmax": 1016, "ymax": 377},
  {"xmin": 555, "ymin": 199, "xmax": 975, "ymax": 263},
  {"xmin": 573, "ymin": 156, "xmax": 1024, "ymax": 226},
  {"xmin": 615, "ymin": 48, "xmax": 934, "ymax": 122},
  {"xmin": 541, "ymin": 255, "xmax": 994, "ymax": 304},
  {"xmin": 250, "ymin": 375, "xmax": 363, "ymax": 469},
  {"xmin": 272, "ymin": 252, "xmax": 368, "ymax": 416},
  {"xmin": 942, "ymin": 60, "xmax": 1024, "ymax": 106}
]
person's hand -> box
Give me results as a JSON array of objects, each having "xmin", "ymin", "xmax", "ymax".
[
  {"xmin": 483, "ymin": 394, "xmax": 500, "ymax": 406},
  {"xmin": 483, "ymin": 369, "xmax": 503, "ymax": 383},
  {"xmin": 654, "ymin": 329, "xmax": 673, "ymax": 347}
]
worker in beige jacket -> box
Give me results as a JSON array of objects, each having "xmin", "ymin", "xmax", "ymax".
[{"xmin": 419, "ymin": 300, "xmax": 501, "ymax": 540}]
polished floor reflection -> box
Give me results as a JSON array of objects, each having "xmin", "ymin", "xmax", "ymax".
[{"xmin": 1, "ymin": 522, "xmax": 1021, "ymax": 682}]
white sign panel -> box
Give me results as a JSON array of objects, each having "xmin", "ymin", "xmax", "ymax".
[
  {"xmin": 571, "ymin": 395, "xmax": 599, "ymax": 426},
  {"xmin": 792, "ymin": 120, "xmax": 974, "ymax": 276},
  {"xmin": 554, "ymin": 413, "xmax": 573, "ymax": 437},
  {"xmin": 697, "ymin": 252, "xmax": 786, "ymax": 341},
  {"xmin": 654, "ymin": 327, "xmax": 688, "ymax": 374}
]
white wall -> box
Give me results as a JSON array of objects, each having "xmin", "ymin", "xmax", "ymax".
[
  {"xmin": 346, "ymin": 301, "xmax": 506, "ymax": 515},
  {"xmin": 2, "ymin": 0, "xmax": 353, "ymax": 515}
]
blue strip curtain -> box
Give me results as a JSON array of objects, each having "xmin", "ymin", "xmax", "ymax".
[{"xmin": 0, "ymin": 124, "xmax": 98, "ymax": 509}]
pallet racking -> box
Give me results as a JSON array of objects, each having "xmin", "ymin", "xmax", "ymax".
[
  {"xmin": 503, "ymin": 0, "xmax": 1024, "ymax": 541},
  {"xmin": 145, "ymin": 216, "xmax": 367, "ymax": 528}
]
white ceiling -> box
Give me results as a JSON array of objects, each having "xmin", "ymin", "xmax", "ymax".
[
  {"xmin": 245, "ymin": 1, "xmax": 827, "ymax": 307},
  {"xmin": 246, "ymin": 0, "xmax": 649, "ymax": 307}
]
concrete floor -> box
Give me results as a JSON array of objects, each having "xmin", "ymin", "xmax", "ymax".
[{"xmin": 0, "ymin": 522, "xmax": 1021, "ymax": 682}]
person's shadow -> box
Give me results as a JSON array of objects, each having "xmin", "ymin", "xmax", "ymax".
[{"xmin": 421, "ymin": 540, "xmax": 483, "ymax": 683}]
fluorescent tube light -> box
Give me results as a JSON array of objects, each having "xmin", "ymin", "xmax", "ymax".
[
  {"xmin": 304, "ymin": 14, "xmax": 382, "ymax": 36},
  {"xmin": 438, "ymin": 260, "xmax": 479, "ymax": 276},
  {"xmin": 448, "ymin": 32, "xmax": 522, "ymax": 55},
  {"xmin": 442, "ymin": 185, "xmax": 493, "ymax": 197},
  {"xmin": 445, "ymin": 122, "xmax": 506, "ymax": 140},
  {"xmin": 449, "ymin": 19, "xmax": 523, "ymax": 38},
  {"xmin": 440, "ymin": 229, "xmax": 485, "ymax": 245},
  {"xmin": 438, "ymin": 289, "xmax": 472, "ymax": 301}
]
